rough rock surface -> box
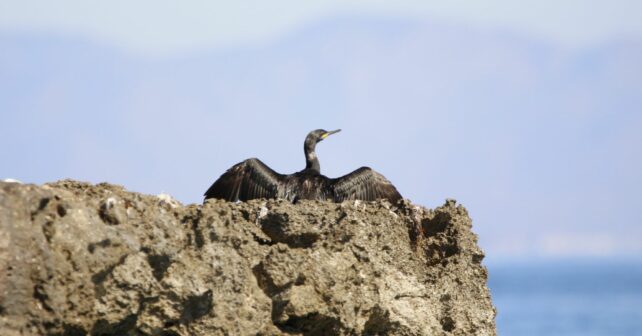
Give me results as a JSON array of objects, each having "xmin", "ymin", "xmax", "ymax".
[{"xmin": 0, "ymin": 180, "xmax": 496, "ymax": 335}]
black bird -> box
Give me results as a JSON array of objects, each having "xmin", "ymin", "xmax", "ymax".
[{"xmin": 204, "ymin": 129, "xmax": 402, "ymax": 203}]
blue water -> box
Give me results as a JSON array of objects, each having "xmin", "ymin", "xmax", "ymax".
[{"xmin": 487, "ymin": 260, "xmax": 642, "ymax": 335}]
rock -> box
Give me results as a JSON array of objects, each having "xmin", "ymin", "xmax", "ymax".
[
  {"xmin": 1, "ymin": 178, "xmax": 22, "ymax": 184},
  {"xmin": 0, "ymin": 180, "xmax": 496, "ymax": 335}
]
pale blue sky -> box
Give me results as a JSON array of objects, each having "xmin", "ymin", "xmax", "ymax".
[
  {"xmin": 1, "ymin": 0, "xmax": 642, "ymax": 55},
  {"xmin": 1, "ymin": 2, "xmax": 641, "ymax": 260}
]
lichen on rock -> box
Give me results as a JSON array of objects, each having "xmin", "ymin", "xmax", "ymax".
[{"xmin": 0, "ymin": 180, "xmax": 496, "ymax": 335}]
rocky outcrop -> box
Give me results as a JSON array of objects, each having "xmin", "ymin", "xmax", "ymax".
[{"xmin": 0, "ymin": 180, "xmax": 495, "ymax": 335}]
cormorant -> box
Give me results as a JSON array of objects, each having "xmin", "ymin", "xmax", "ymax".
[{"xmin": 204, "ymin": 129, "xmax": 402, "ymax": 203}]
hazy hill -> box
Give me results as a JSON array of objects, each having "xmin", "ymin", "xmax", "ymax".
[{"xmin": 2, "ymin": 17, "xmax": 641, "ymax": 258}]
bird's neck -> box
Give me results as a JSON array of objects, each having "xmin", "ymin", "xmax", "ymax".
[{"xmin": 304, "ymin": 144, "xmax": 320, "ymax": 174}]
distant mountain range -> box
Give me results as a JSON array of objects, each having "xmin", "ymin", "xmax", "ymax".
[{"xmin": 2, "ymin": 17, "xmax": 641, "ymax": 258}]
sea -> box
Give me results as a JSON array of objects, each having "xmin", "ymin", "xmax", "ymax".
[{"xmin": 487, "ymin": 259, "xmax": 642, "ymax": 336}]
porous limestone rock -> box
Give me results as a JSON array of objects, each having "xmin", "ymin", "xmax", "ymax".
[{"xmin": 0, "ymin": 180, "xmax": 496, "ymax": 335}]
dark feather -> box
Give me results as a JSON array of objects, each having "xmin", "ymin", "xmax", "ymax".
[
  {"xmin": 331, "ymin": 167, "xmax": 402, "ymax": 203},
  {"xmin": 204, "ymin": 158, "xmax": 283, "ymax": 201}
]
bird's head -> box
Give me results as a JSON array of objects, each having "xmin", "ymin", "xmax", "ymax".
[{"xmin": 307, "ymin": 129, "xmax": 341, "ymax": 145}]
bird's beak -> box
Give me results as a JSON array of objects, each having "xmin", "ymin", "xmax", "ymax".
[{"xmin": 321, "ymin": 129, "xmax": 341, "ymax": 139}]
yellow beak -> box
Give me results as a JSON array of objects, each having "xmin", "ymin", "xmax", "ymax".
[{"xmin": 321, "ymin": 129, "xmax": 341, "ymax": 139}]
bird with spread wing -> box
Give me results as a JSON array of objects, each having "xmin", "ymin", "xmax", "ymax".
[{"xmin": 204, "ymin": 129, "xmax": 402, "ymax": 203}]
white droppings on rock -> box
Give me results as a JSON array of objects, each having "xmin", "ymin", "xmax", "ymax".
[
  {"xmin": 157, "ymin": 192, "xmax": 181, "ymax": 208},
  {"xmin": 99, "ymin": 197, "xmax": 125, "ymax": 225},
  {"xmin": 258, "ymin": 205, "xmax": 268, "ymax": 219},
  {"xmin": 2, "ymin": 178, "xmax": 22, "ymax": 184}
]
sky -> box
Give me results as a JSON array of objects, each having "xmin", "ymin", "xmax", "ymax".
[
  {"xmin": 2, "ymin": 0, "xmax": 642, "ymax": 56},
  {"xmin": 1, "ymin": 1, "xmax": 641, "ymax": 262}
]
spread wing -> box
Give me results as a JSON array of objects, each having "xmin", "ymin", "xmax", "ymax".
[
  {"xmin": 331, "ymin": 167, "xmax": 402, "ymax": 203},
  {"xmin": 204, "ymin": 158, "xmax": 284, "ymax": 202}
]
